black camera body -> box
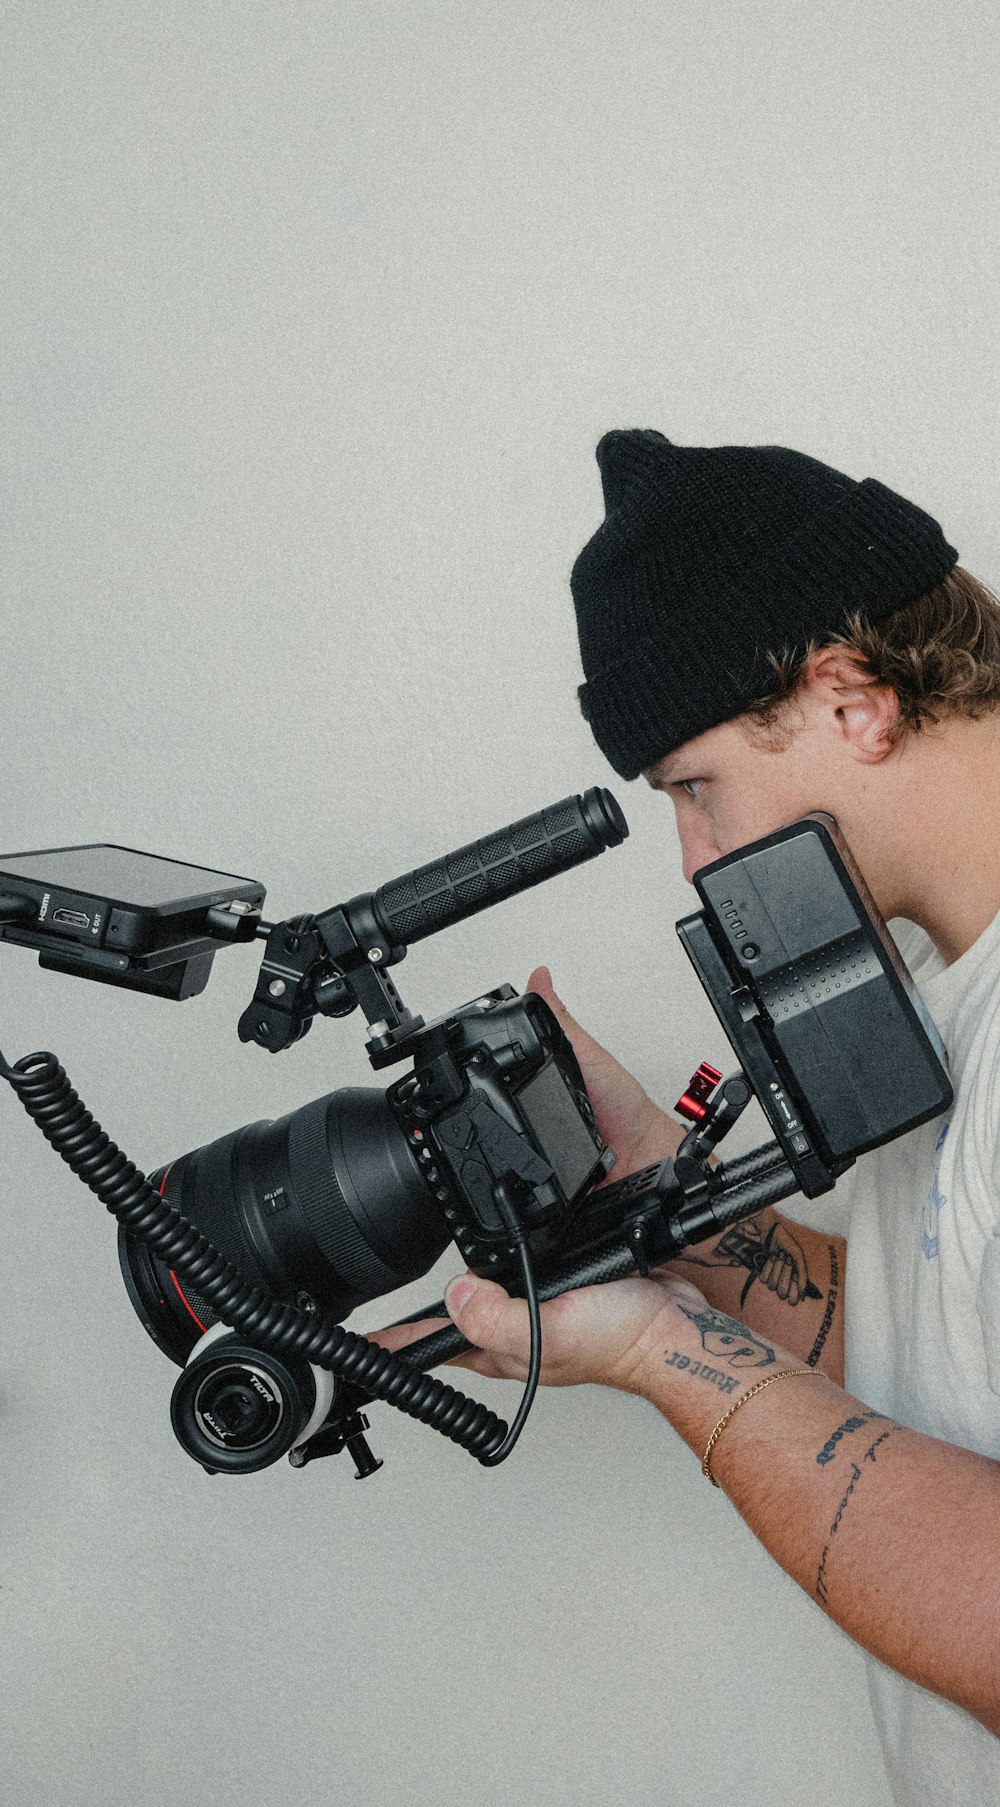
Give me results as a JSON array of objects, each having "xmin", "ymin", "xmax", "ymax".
[{"xmin": 385, "ymin": 986, "xmax": 614, "ymax": 1270}]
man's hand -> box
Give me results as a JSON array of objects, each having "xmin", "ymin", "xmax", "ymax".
[
  {"xmin": 526, "ymin": 966, "xmax": 683, "ymax": 1180},
  {"xmin": 521, "ymin": 968, "xmax": 844, "ymax": 1380},
  {"xmin": 365, "ymin": 965, "xmax": 696, "ymax": 1389},
  {"xmin": 367, "ymin": 1269, "xmax": 709, "ymax": 1395}
]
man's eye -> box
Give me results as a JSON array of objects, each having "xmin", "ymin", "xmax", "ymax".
[{"xmin": 681, "ymin": 778, "xmax": 704, "ymax": 798}]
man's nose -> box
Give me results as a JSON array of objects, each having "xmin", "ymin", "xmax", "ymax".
[{"xmin": 679, "ymin": 820, "xmax": 722, "ymax": 885}]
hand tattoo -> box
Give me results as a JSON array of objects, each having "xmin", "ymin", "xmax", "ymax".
[
  {"xmin": 665, "ymin": 1351, "xmax": 739, "ymax": 1393},
  {"xmin": 674, "ymin": 1299, "xmax": 776, "ymax": 1369}
]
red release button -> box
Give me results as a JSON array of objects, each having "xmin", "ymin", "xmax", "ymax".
[{"xmin": 674, "ymin": 1061, "xmax": 723, "ymax": 1123}]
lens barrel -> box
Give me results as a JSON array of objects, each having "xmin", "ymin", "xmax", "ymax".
[{"xmin": 118, "ymin": 1086, "xmax": 451, "ymax": 1366}]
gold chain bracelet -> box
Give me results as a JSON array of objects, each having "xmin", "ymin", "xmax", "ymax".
[{"xmin": 702, "ymin": 1367, "xmax": 819, "ymax": 1486}]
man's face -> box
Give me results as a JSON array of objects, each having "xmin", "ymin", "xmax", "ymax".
[{"xmin": 644, "ymin": 712, "xmax": 832, "ymax": 884}]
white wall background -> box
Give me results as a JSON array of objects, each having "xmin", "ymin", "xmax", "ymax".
[{"xmin": 2, "ymin": 4, "xmax": 998, "ymax": 1804}]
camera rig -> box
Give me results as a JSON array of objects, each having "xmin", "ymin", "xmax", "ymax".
[{"xmin": 0, "ymin": 790, "xmax": 952, "ymax": 1480}]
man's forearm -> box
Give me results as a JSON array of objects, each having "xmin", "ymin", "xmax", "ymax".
[
  {"xmin": 662, "ymin": 1209, "xmax": 845, "ymax": 1384},
  {"xmin": 630, "ymin": 1101, "xmax": 846, "ymax": 1383},
  {"xmin": 633, "ymin": 1298, "xmax": 1000, "ymax": 1735}
]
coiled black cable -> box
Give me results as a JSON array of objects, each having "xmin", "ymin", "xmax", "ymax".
[{"xmin": 0, "ymin": 1045, "xmax": 514, "ymax": 1463}]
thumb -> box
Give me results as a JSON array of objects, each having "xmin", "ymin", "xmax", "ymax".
[
  {"xmin": 526, "ymin": 965, "xmax": 604, "ymax": 1063},
  {"xmin": 526, "ymin": 964, "xmax": 574, "ymax": 1028},
  {"xmin": 444, "ymin": 1273, "xmax": 531, "ymax": 1359}
]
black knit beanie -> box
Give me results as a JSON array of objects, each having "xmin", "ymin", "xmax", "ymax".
[{"xmin": 571, "ymin": 430, "xmax": 958, "ymax": 780}]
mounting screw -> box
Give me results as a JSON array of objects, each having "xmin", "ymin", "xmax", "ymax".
[
  {"xmin": 268, "ymin": 979, "xmax": 287, "ymax": 998},
  {"xmin": 368, "ymin": 947, "xmax": 383, "ymax": 963}
]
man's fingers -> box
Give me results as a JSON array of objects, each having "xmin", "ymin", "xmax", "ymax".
[
  {"xmin": 526, "ymin": 965, "xmax": 601, "ymax": 1056},
  {"xmin": 364, "ymin": 1316, "xmax": 516, "ymax": 1382},
  {"xmin": 444, "ymin": 1274, "xmax": 533, "ymax": 1362},
  {"xmin": 526, "ymin": 965, "xmax": 583, "ymax": 1032},
  {"xmin": 463, "ymin": 1349, "xmax": 529, "ymax": 1382},
  {"xmin": 526, "ymin": 964, "xmax": 563, "ymax": 1013},
  {"xmin": 364, "ymin": 1315, "xmax": 450, "ymax": 1355}
]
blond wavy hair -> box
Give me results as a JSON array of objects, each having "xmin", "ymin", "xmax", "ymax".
[{"xmin": 741, "ymin": 566, "xmax": 1000, "ymax": 752}]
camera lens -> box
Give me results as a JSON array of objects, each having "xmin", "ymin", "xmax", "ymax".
[{"xmin": 119, "ymin": 1086, "xmax": 451, "ymax": 1366}]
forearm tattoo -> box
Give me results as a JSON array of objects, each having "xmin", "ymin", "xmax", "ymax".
[
  {"xmin": 665, "ymin": 1351, "xmax": 739, "ymax": 1394},
  {"xmin": 805, "ymin": 1243, "xmax": 840, "ymax": 1368},
  {"xmin": 677, "ymin": 1213, "xmax": 822, "ymax": 1309},
  {"xmin": 815, "ymin": 1428, "xmax": 894, "ymax": 1606},
  {"xmin": 815, "ymin": 1404, "xmax": 886, "ymax": 1465},
  {"xmin": 673, "ymin": 1299, "xmax": 777, "ymax": 1368}
]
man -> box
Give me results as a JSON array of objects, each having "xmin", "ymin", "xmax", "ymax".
[{"xmin": 373, "ymin": 431, "xmax": 1000, "ymax": 1803}]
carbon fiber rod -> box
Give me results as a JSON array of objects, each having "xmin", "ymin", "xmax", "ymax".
[{"xmin": 391, "ymin": 1147, "xmax": 804, "ymax": 1373}]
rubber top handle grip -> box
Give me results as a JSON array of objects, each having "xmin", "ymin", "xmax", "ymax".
[{"xmin": 371, "ymin": 788, "xmax": 627, "ymax": 948}]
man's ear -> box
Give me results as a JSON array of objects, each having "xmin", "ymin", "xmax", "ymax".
[{"xmin": 802, "ymin": 645, "xmax": 901, "ymax": 764}]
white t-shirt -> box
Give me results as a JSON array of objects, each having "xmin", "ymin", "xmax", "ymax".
[{"xmin": 786, "ymin": 907, "xmax": 1000, "ymax": 1804}]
